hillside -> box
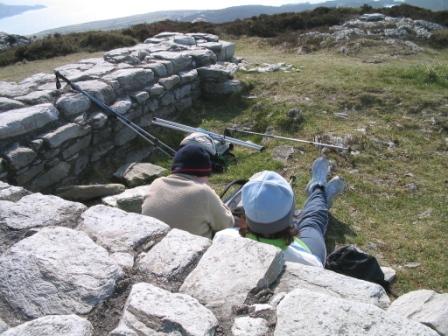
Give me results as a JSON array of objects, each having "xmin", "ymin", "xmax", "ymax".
[
  {"xmin": 0, "ymin": 3, "xmax": 45, "ymax": 20},
  {"xmin": 35, "ymin": 0, "xmax": 448, "ymax": 36}
]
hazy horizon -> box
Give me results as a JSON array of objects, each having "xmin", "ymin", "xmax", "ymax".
[{"xmin": 0, "ymin": 0, "xmax": 325, "ymax": 35}]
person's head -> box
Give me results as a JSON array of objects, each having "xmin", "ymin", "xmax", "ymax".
[
  {"xmin": 171, "ymin": 144, "xmax": 212, "ymax": 180},
  {"xmin": 241, "ymin": 171, "xmax": 296, "ymax": 242}
]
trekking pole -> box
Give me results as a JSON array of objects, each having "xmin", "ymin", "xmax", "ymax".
[
  {"xmin": 54, "ymin": 71, "xmax": 176, "ymax": 158},
  {"xmin": 226, "ymin": 128, "xmax": 349, "ymax": 151},
  {"xmin": 151, "ymin": 117, "xmax": 264, "ymax": 152}
]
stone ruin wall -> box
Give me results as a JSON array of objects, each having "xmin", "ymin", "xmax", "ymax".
[{"xmin": 0, "ymin": 32, "xmax": 240, "ymax": 192}]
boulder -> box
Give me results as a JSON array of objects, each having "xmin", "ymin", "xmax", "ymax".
[
  {"xmin": 273, "ymin": 262, "xmax": 390, "ymax": 308},
  {"xmin": 0, "ymin": 103, "xmax": 59, "ymax": 140},
  {"xmin": 180, "ymin": 232, "xmax": 284, "ymax": 319},
  {"xmin": 217, "ymin": 41, "xmax": 236, "ymax": 61},
  {"xmin": 55, "ymin": 183, "xmax": 126, "ymax": 201},
  {"xmin": 275, "ymin": 289, "xmax": 439, "ymax": 336},
  {"xmin": 0, "ymin": 193, "xmax": 86, "ymax": 230},
  {"xmin": 1, "ymin": 315, "xmax": 93, "ymax": 336},
  {"xmin": 110, "ymin": 283, "xmax": 218, "ymax": 336},
  {"xmin": 56, "ymin": 93, "xmax": 91, "ymax": 118},
  {"xmin": 102, "ymin": 185, "xmax": 151, "ymax": 213},
  {"xmin": 0, "ymin": 97, "xmax": 25, "ymax": 113},
  {"xmin": 231, "ymin": 317, "xmax": 269, "ymax": 336},
  {"xmin": 388, "ymin": 289, "xmax": 448, "ymax": 336},
  {"xmin": 42, "ymin": 123, "xmax": 90, "ymax": 148},
  {"xmin": 150, "ymin": 51, "xmax": 193, "ymax": 72},
  {"xmin": 78, "ymin": 205, "xmax": 169, "ymax": 253},
  {"xmin": 179, "ymin": 69, "xmax": 198, "ymax": 84},
  {"xmin": 182, "ymin": 48, "xmax": 217, "ymax": 66},
  {"xmin": 0, "ymin": 227, "xmax": 123, "ymax": 319},
  {"xmin": 76, "ymin": 80, "xmax": 115, "ymax": 105},
  {"xmin": 173, "ymin": 35, "xmax": 196, "ymax": 46},
  {"xmin": 103, "ymin": 68, "xmax": 154, "ymax": 92},
  {"xmin": 3, "ymin": 145, "xmax": 37, "ymax": 170},
  {"xmin": 147, "ymin": 83, "xmax": 165, "ymax": 96},
  {"xmin": 0, "ymin": 181, "xmax": 31, "ymax": 201},
  {"xmin": 113, "ymin": 162, "xmax": 166, "ymax": 188},
  {"xmin": 137, "ymin": 229, "xmax": 211, "ymax": 287}
]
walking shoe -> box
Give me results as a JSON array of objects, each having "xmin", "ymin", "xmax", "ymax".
[
  {"xmin": 306, "ymin": 157, "xmax": 329, "ymax": 195},
  {"xmin": 326, "ymin": 176, "xmax": 345, "ymax": 208}
]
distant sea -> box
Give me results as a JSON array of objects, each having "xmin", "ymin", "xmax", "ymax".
[{"xmin": 0, "ymin": 3, "xmax": 157, "ymax": 36}]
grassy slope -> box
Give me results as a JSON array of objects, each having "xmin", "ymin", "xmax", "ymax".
[{"xmin": 190, "ymin": 38, "xmax": 448, "ymax": 294}]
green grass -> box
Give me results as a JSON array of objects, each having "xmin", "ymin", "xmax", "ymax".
[{"xmin": 183, "ymin": 39, "xmax": 448, "ymax": 294}]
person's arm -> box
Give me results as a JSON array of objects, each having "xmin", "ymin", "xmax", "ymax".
[{"xmin": 205, "ymin": 186, "xmax": 235, "ymax": 233}]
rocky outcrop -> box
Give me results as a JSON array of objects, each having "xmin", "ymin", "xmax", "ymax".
[
  {"xmin": 0, "ymin": 32, "xmax": 31, "ymax": 52},
  {"xmin": 0, "ymin": 181, "xmax": 446, "ymax": 335},
  {"xmin": 1, "ymin": 315, "xmax": 93, "ymax": 336},
  {"xmin": 298, "ymin": 15, "xmax": 445, "ymax": 54},
  {"xmin": 0, "ymin": 33, "xmax": 238, "ymax": 192}
]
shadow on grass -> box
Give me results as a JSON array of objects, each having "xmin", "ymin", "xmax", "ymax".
[{"xmin": 325, "ymin": 213, "xmax": 357, "ymax": 254}]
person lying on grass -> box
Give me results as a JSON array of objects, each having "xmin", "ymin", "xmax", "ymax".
[{"xmin": 220, "ymin": 157, "xmax": 345, "ymax": 267}]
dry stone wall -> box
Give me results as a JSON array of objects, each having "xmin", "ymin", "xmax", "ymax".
[
  {"xmin": 1, "ymin": 181, "xmax": 447, "ymax": 336},
  {"xmin": 0, "ymin": 32, "xmax": 239, "ymax": 192}
]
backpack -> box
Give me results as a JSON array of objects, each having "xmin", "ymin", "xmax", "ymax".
[{"xmin": 325, "ymin": 245, "xmax": 391, "ymax": 293}]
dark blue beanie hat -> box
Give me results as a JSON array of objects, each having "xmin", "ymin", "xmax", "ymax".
[{"xmin": 171, "ymin": 144, "xmax": 212, "ymax": 177}]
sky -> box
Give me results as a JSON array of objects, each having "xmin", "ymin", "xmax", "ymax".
[{"xmin": 0, "ymin": 0, "xmax": 324, "ymax": 35}]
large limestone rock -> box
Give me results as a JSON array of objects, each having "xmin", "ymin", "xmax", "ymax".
[
  {"xmin": 0, "ymin": 227, "xmax": 123, "ymax": 319},
  {"xmin": 0, "ymin": 193, "xmax": 86, "ymax": 230},
  {"xmin": 0, "ymin": 103, "xmax": 59, "ymax": 140},
  {"xmin": 180, "ymin": 232, "xmax": 284, "ymax": 318},
  {"xmin": 1, "ymin": 315, "xmax": 93, "ymax": 336},
  {"xmin": 79, "ymin": 205, "xmax": 169, "ymax": 253},
  {"xmin": 388, "ymin": 289, "xmax": 448, "ymax": 336},
  {"xmin": 113, "ymin": 162, "xmax": 166, "ymax": 187},
  {"xmin": 102, "ymin": 185, "xmax": 151, "ymax": 213},
  {"xmin": 55, "ymin": 184, "xmax": 126, "ymax": 202},
  {"xmin": 56, "ymin": 93, "xmax": 91, "ymax": 118},
  {"xmin": 42, "ymin": 123, "xmax": 90, "ymax": 148},
  {"xmin": 275, "ymin": 288, "xmax": 439, "ymax": 336},
  {"xmin": 0, "ymin": 181, "xmax": 31, "ymax": 202},
  {"xmin": 274, "ymin": 262, "xmax": 390, "ymax": 308},
  {"xmin": 3, "ymin": 145, "xmax": 36, "ymax": 170},
  {"xmin": 137, "ymin": 229, "xmax": 211, "ymax": 288},
  {"xmin": 110, "ymin": 283, "xmax": 218, "ymax": 336},
  {"xmin": 76, "ymin": 80, "xmax": 115, "ymax": 105}
]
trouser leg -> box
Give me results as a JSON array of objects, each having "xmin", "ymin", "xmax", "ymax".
[{"xmin": 294, "ymin": 187, "xmax": 329, "ymax": 263}]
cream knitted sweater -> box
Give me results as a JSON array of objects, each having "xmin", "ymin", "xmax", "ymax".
[{"xmin": 141, "ymin": 174, "xmax": 234, "ymax": 239}]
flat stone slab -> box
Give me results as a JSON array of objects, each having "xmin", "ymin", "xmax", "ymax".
[
  {"xmin": 274, "ymin": 262, "xmax": 390, "ymax": 308},
  {"xmin": 55, "ymin": 184, "xmax": 125, "ymax": 202},
  {"xmin": 0, "ymin": 227, "xmax": 123, "ymax": 319},
  {"xmin": 42, "ymin": 123, "xmax": 90, "ymax": 148},
  {"xmin": 388, "ymin": 289, "xmax": 448, "ymax": 336},
  {"xmin": 103, "ymin": 68, "xmax": 154, "ymax": 92},
  {"xmin": 102, "ymin": 185, "xmax": 151, "ymax": 213},
  {"xmin": 275, "ymin": 288, "xmax": 439, "ymax": 336},
  {"xmin": 1, "ymin": 315, "xmax": 93, "ymax": 336},
  {"xmin": 0, "ymin": 193, "xmax": 86, "ymax": 230},
  {"xmin": 0, "ymin": 103, "xmax": 59, "ymax": 140},
  {"xmin": 79, "ymin": 204, "xmax": 169, "ymax": 253},
  {"xmin": 110, "ymin": 283, "xmax": 218, "ymax": 336},
  {"xmin": 113, "ymin": 162, "xmax": 166, "ymax": 188},
  {"xmin": 180, "ymin": 232, "xmax": 284, "ymax": 318},
  {"xmin": 0, "ymin": 97, "xmax": 25, "ymax": 112},
  {"xmin": 137, "ymin": 228, "xmax": 211, "ymax": 287}
]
